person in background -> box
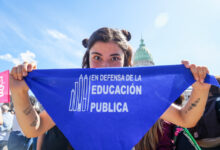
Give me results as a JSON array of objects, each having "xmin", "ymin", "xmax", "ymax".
[
  {"xmin": 0, "ymin": 104, "xmax": 14, "ymax": 150},
  {"xmin": 189, "ymin": 76, "xmax": 220, "ymax": 150},
  {"xmin": 0, "ymin": 105, "xmax": 3, "ymax": 125},
  {"xmin": 7, "ymin": 115, "xmax": 33, "ymax": 150},
  {"xmin": 8, "ymin": 96, "xmax": 41, "ymax": 150}
]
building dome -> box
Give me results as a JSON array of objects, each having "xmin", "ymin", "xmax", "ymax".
[{"xmin": 133, "ymin": 38, "xmax": 154, "ymax": 66}]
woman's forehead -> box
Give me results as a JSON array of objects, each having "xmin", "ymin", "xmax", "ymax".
[{"xmin": 90, "ymin": 41, "xmax": 123, "ymax": 54}]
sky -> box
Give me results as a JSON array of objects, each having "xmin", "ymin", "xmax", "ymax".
[{"xmin": 0, "ymin": 0, "xmax": 220, "ymax": 75}]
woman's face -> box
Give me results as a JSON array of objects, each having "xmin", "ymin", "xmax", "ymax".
[{"xmin": 89, "ymin": 41, "xmax": 125, "ymax": 68}]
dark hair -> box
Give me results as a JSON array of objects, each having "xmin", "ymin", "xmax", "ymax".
[
  {"xmin": 209, "ymin": 76, "xmax": 220, "ymax": 96},
  {"xmin": 174, "ymin": 94, "xmax": 185, "ymax": 106},
  {"xmin": 135, "ymin": 119, "xmax": 163, "ymax": 150},
  {"xmin": 81, "ymin": 27, "xmax": 133, "ymax": 68}
]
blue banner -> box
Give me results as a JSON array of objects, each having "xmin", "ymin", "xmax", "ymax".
[{"xmin": 24, "ymin": 64, "xmax": 219, "ymax": 150}]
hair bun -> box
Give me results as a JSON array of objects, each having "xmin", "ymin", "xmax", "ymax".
[
  {"xmin": 82, "ymin": 38, "xmax": 89, "ymax": 48},
  {"xmin": 121, "ymin": 30, "xmax": 131, "ymax": 41}
]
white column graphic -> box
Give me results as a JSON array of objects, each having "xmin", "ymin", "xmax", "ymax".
[
  {"xmin": 69, "ymin": 75, "xmax": 91, "ymax": 112},
  {"xmin": 78, "ymin": 75, "xmax": 83, "ymax": 111},
  {"xmin": 86, "ymin": 76, "xmax": 91, "ymax": 111},
  {"xmin": 69, "ymin": 89, "xmax": 75, "ymax": 111},
  {"xmin": 82, "ymin": 75, "xmax": 87, "ymax": 111}
]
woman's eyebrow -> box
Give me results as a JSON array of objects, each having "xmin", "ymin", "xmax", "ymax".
[
  {"xmin": 110, "ymin": 53, "xmax": 120, "ymax": 56},
  {"xmin": 91, "ymin": 52, "xmax": 102, "ymax": 56}
]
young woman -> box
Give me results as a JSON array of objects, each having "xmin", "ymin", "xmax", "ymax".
[{"xmin": 9, "ymin": 27, "xmax": 210, "ymax": 149}]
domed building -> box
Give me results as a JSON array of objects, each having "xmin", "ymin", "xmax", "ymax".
[
  {"xmin": 133, "ymin": 38, "xmax": 191, "ymax": 101},
  {"xmin": 133, "ymin": 38, "xmax": 154, "ymax": 66}
]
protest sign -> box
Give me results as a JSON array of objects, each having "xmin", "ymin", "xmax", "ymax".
[
  {"xmin": 0, "ymin": 70, "xmax": 10, "ymax": 103},
  {"xmin": 24, "ymin": 65, "xmax": 220, "ymax": 150}
]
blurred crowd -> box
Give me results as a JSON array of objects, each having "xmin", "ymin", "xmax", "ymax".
[{"xmin": 0, "ymin": 96, "xmax": 43, "ymax": 150}]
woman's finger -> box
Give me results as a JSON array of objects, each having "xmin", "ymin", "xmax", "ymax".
[
  {"xmin": 10, "ymin": 66, "xmax": 18, "ymax": 80},
  {"xmin": 197, "ymin": 66, "xmax": 204, "ymax": 83},
  {"xmin": 199, "ymin": 67, "xmax": 208, "ymax": 83},
  {"xmin": 22, "ymin": 62, "xmax": 28, "ymax": 76},
  {"xmin": 181, "ymin": 60, "xmax": 190, "ymax": 68},
  {"xmin": 27, "ymin": 62, "xmax": 37, "ymax": 72},
  {"xmin": 190, "ymin": 64, "xmax": 199, "ymax": 81},
  {"xmin": 204, "ymin": 66, "xmax": 209, "ymax": 74},
  {"xmin": 17, "ymin": 65, "xmax": 23, "ymax": 80}
]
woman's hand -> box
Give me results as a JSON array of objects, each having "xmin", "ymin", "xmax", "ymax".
[
  {"xmin": 9, "ymin": 62, "xmax": 55, "ymax": 137},
  {"xmin": 10, "ymin": 62, "xmax": 37, "ymax": 92},
  {"xmin": 182, "ymin": 60, "xmax": 211, "ymax": 90},
  {"xmin": 162, "ymin": 60, "xmax": 211, "ymax": 127}
]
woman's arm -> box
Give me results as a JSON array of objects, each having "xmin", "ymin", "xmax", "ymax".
[
  {"xmin": 10, "ymin": 62, "xmax": 55, "ymax": 138},
  {"xmin": 161, "ymin": 87, "xmax": 209, "ymax": 128},
  {"xmin": 161, "ymin": 61, "xmax": 211, "ymax": 128}
]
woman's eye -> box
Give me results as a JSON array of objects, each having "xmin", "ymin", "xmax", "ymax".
[
  {"xmin": 94, "ymin": 56, "xmax": 101, "ymax": 61},
  {"xmin": 112, "ymin": 57, "xmax": 120, "ymax": 61}
]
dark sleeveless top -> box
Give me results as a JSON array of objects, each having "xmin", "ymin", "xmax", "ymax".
[
  {"xmin": 41, "ymin": 126, "xmax": 74, "ymax": 150},
  {"xmin": 156, "ymin": 121, "xmax": 175, "ymax": 150}
]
